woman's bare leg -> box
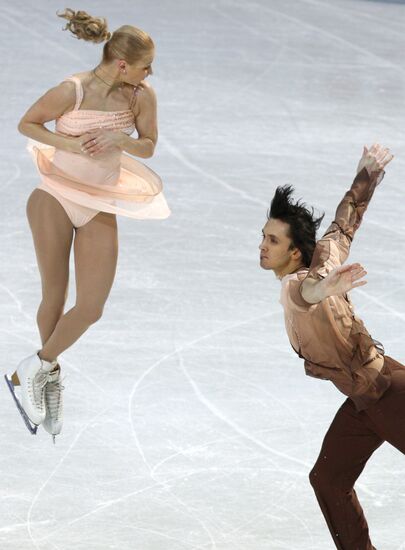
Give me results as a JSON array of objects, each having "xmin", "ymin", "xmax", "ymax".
[
  {"xmin": 26, "ymin": 189, "xmax": 74, "ymax": 346},
  {"xmin": 39, "ymin": 211, "xmax": 118, "ymax": 361}
]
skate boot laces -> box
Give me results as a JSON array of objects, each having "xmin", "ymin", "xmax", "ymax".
[
  {"xmin": 27, "ymin": 370, "xmax": 55, "ymax": 414},
  {"xmin": 45, "ymin": 375, "xmax": 65, "ymax": 422}
]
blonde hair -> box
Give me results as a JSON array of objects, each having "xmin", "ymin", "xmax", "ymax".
[
  {"xmin": 58, "ymin": 8, "xmax": 110, "ymax": 43},
  {"xmin": 58, "ymin": 9, "xmax": 154, "ymax": 63}
]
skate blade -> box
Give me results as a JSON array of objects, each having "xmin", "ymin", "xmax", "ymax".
[{"xmin": 4, "ymin": 375, "xmax": 38, "ymax": 435}]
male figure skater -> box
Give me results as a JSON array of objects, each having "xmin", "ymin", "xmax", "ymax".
[{"xmin": 260, "ymin": 144, "xmax": 404, "ymax": 550}]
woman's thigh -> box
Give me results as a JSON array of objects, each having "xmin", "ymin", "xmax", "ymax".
[
  {"xmin": 74, "ymin": 211, "xmax": 118, "ymax": 312},
  {"xmin": 26, "ymin": 189, "xmax": 74, "ymax": 299}
]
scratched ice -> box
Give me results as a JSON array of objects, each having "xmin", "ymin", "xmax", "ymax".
[{"xmin": 0, "ymin": 0, "xmax": 404, "ymax": 549}]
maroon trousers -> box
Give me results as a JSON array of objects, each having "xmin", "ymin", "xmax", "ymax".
[{"xmin": 309, "ymin": 356, "xmax": 405, "ymax": 550}]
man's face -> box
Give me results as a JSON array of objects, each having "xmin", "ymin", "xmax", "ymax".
[{"xmin": 259, "ymin": 218, "xmax": 299, "ymax": 275}]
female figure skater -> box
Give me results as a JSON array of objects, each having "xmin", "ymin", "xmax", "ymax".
[{"xmin": 5, "ymin": 9, "xmax": 170, "ymax": 441}]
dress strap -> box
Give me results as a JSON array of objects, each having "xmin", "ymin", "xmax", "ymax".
[
  {"xmin": 64, "ymin": 76, "xmax": 84, "ymax": 110},
  {"xmin": 129, "ymin": 85, "xmax": 139, "ymax": 111}
]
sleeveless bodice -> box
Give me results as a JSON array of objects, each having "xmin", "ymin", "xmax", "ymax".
[
  {"xmin": 29, "ymin": 74, "xmax": 170, "ymax": 220},
  {"xmin": 55, "ymin": 76, "xmax": 136, "ymax": 136},
  {"xmin": 56, "ymin": 109, "xmax": 136, "ymax": 136}
]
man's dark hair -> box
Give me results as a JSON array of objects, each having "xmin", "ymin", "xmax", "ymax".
[{"xmin": 268, "ymin": 185, "xmax": 324, "ymax": 267}]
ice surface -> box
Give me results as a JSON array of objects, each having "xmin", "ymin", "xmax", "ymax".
[{"xmin": 0, "ymin": 0, "xmax": 404, "ymax": 548}]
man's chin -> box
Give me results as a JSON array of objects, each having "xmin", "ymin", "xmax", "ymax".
[{"xmin": 260, "ymin": 259, "xmax": 273, "ymax": 271}]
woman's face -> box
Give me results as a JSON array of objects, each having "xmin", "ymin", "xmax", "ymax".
[{"xmin": 120, "ymin": 50, "xmax": 154, "ymax": 86}]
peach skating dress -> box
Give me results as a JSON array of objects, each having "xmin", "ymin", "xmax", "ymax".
[{"xmin": 28, "ymin": 75, "xmax": 170, "ymax": 227}]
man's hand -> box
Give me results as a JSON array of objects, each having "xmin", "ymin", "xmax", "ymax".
[
  {"xmin": 301, "ymin": 263, "xmax": 367, "ymax": 304},
  {"xmin": 357, "ymin": 143, "xmax": 394, "ymax": 175},
  {"xmin": 321, "ymin": 263, "xmax": 368, "ymax": 298}
]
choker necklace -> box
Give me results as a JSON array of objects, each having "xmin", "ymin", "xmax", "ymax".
[{"xmin": 93, "ymin": 67, "xmax": 122, "ymax": 89}]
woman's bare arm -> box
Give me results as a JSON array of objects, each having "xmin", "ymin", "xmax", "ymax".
[
  {"xmin": 126, "ymin": 84, "xmax": 158, "ymax": 158},
  {"xmin": 18, "ymin": 81, "xmax": 82, "ymax": 153},
  {"xmin": 81, "ymin": 83, "xmax": 158, "ymax": 159}
]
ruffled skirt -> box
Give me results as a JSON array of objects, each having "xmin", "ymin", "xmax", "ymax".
[{"xmin": 27, "ymin": 139, "xmax": 170, "ymax": 220}]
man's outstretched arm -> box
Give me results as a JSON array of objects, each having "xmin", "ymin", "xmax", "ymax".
[{"xmin": 301, "ymin": 144, "xmax": 393, "ymax": 305}]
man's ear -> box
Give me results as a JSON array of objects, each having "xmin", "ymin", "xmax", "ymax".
[{"xmin": 291, "ymin": 247, "xmax": 302, "ymax": 261}]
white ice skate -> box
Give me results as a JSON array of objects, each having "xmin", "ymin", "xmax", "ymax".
[
  {"xmin": 4, "ymin": 352, "xmax": 58, "ymax": 434},
  {"xmin": 42, "ymin": 366, "xmax": 64, "ymax": 443}
]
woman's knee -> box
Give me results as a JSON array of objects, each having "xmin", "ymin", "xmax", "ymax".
[
  {"xmin": 39, "ymin": 292, "xmax": 66, "ymax": 312},
  {"xmin": 75, "ymin": 303, "xmax": 104, "ymax": 325}
]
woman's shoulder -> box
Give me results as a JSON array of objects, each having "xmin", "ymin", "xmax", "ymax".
[
  {"xmin": 69, "ymin": 71, "xmax": 92, "ymax": 81},
  {"xmin": 138, "ymin": 79, "xmax": 154, "ymax": 90},
  {"xmin": 55, "ymin": 73, "xmax": 89, "ymax": 110},
  {"xmin": 135, "ymin": 80, "xmax": 156, "ymax": 102},
  {"xmin": 47, "ymin": 76, "xmax": 77, "ymax": 100},
  {"xmin": 57, "ymin": 71, "xmax": 88, "ymax": 91}
]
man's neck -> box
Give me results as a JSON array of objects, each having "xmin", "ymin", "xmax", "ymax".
[{"xmin": 274, "ymin": 262, "xmax": 307, "ymax": 280}]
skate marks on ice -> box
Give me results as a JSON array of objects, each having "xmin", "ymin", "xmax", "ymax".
[
  {"xmin": 126, "ymin": 312, "xmax": 316, "ymax": 548},
  {"xmin": 26, "ymin": 406, "xmax": 112, "ymax": 550},
  {"xmin": 125, "ymin": 311, "xmax": 381, "ymax": 548},
  {"xmin": 177, "ymin": 352, "xmax": 317, "ymax": 548},
  {"xmin": 128, "ymin": 311, "xmax": 281, "ymax": 468},
  {"xmin": 159, "ymin": 134, "xmax": 268, "ymax": 208},
  {"xmin": 222, "ymin": 0, "xmax": 400, "ymax": 72},
  {"xmin": 356, "ymin": 287, "xmax": 405, "ymax": 323},
  {"xmin": 2, "ymin": 0, "xmax": 405, "ymax": 548}
]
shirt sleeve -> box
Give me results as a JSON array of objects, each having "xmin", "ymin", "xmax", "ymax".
[
  {"xmin": 283, "ymin": 276, "xmax": 319, "ymax": 312},
  {"xmin": 307, "ymin": 167, "xmax": 384, "ymax": 281}
]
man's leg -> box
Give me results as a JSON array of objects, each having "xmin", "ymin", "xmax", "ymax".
[
  {"xmin": 365, "ymin": 356, "xmax": 405, "ymax": 453},
  {"xmin": 309, "ymin": 398, "xmax": 383, "ymax": 550}
]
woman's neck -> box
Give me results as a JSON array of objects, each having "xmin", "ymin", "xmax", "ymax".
[{"xmin": 92, "ymin": 64, "xmax": 123, "ymax": 95}]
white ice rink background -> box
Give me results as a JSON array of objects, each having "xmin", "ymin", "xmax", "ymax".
[{"xmin": 1, "ymin": 0, "xmax": 405, "ymax": 548}]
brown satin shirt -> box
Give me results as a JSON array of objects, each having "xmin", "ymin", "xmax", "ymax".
[{"xmin": 280, "ymin": 168, "xmax": 391, "ymax": 411}]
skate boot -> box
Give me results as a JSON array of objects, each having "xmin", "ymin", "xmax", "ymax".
[
  {"xmin": 42, "ymin": 365, "xmax": 64, "ymax": 443},
  {"xmin": 4, "ymin": 352, "xmax": 58, "ymax": 434}
]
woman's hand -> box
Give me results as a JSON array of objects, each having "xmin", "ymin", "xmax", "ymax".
[
  {"xmin": 356, "ymin": 143, "xmax": 394, "ymax": 175},
  {"xmin": 80, "ymin": 129, "xmax": 126, "ymax": 157},
  {"xmin": 65, "ymin": 135, "xmax": 86, "ymax": 155}
]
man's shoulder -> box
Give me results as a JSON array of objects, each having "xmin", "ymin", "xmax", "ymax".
[
  {"xmin": 281, "ymin": 269, "xmax": 309, "ymax": 284},
  {"xmin": 280, "ymin": 269, "xmax": 314, "ymax": 313}
]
